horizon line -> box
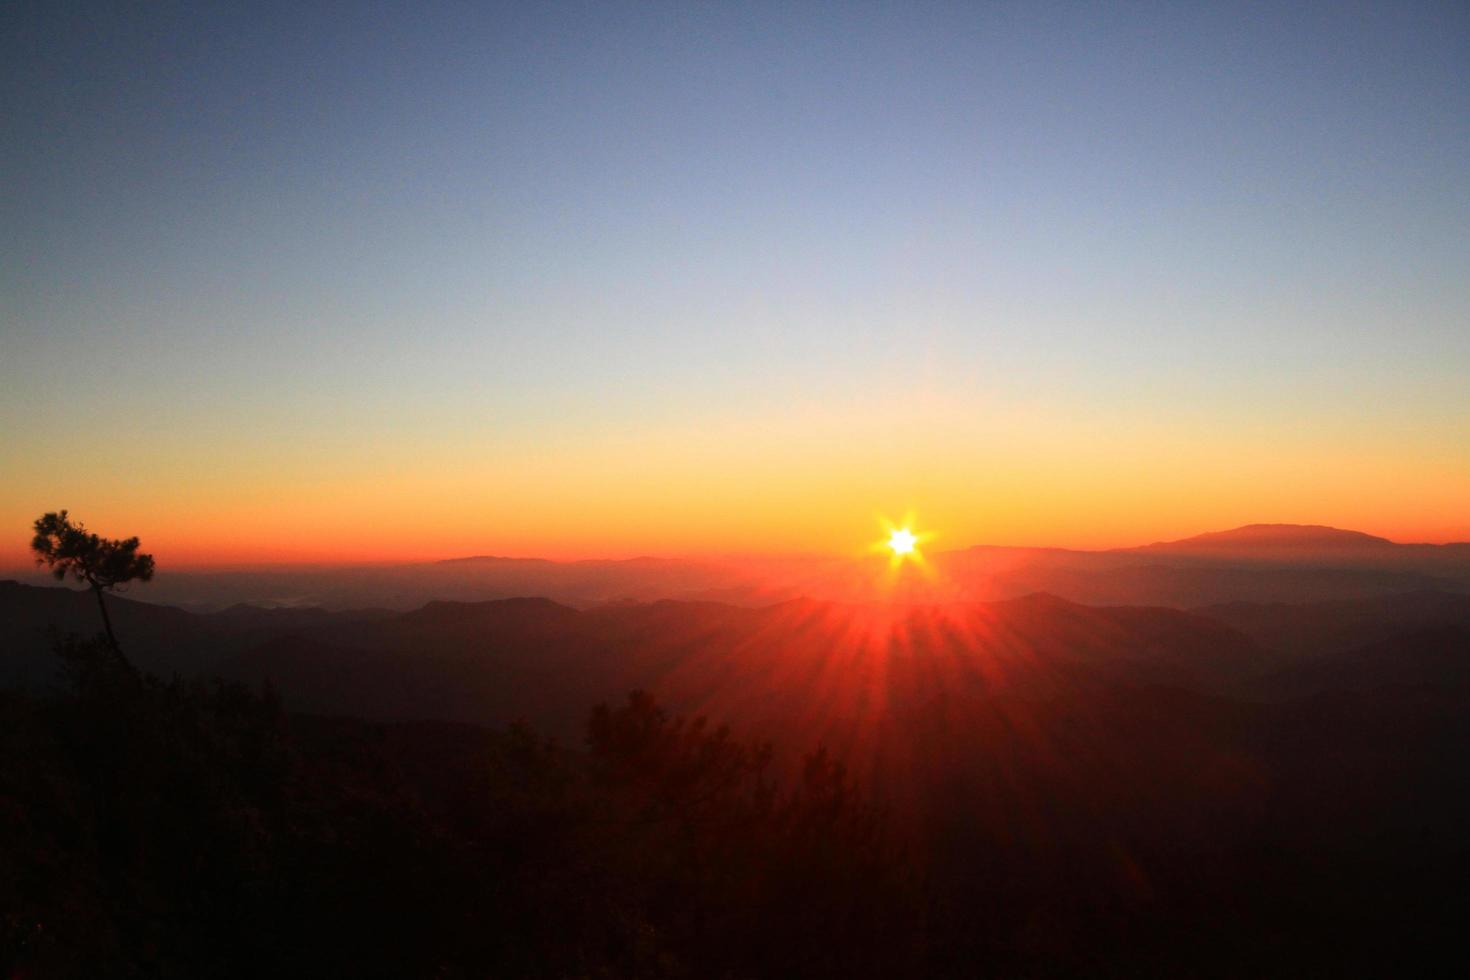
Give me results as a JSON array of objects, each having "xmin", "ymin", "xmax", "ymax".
[{"xmin": 4, "ymin": 521, "xmax": 1470, "ymax": 573}]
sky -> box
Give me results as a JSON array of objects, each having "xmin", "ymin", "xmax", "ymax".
[{"xmin": 3, "ymin": 1, "xmax": 1468, "ymax": 565}]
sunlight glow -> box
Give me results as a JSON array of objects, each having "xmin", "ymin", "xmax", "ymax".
[{"xmin": 870, "ymin": 513, "xmax": 933, "ymax": 573}]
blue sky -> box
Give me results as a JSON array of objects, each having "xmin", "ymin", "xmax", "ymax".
[{"xmin": 3, "ymin": 1, "xmax": 1468, "ymax": 559}]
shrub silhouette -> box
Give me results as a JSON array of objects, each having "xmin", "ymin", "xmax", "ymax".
[
  {"xmin": 31, "ymin": 510, "xmax": 155, "ymax": 656},
  {"xmin": 585, "ymin": 690, "xmax": 919, "ymax": 977},
  {"xmin": 0, "ymin": 644, "xmax": 917, "ymax": 978}
]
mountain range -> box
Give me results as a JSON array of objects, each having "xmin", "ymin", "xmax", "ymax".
[
  {"xmin": 5, "ymin": 566, "xmax": 1469, "ymax": 749},
  {"xmin": 5, "ymin": 529, "xmax": 1470, "ymax": 974},
  {"xmin": 5, "ymin": 523, "xmax": 1467, "ymax": 612}
]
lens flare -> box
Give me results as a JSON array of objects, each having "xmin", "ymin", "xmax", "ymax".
[{"xmin": 871, "ymin": 514, "xmax": 932, "ymax": 571}]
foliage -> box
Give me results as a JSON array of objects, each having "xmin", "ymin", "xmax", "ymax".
[
  {"xmin": 31, "ymin": 511, "xmax": 154, "ymax": 653},
  {"xmin": 31, "ymin": 511, "xmax": 155, "ymax": 592},
  {"xmin": 0, "ymin": 637, "xmax": 918, "ymax": 979}
]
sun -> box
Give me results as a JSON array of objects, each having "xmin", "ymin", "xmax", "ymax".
[{"xmin": 871, "ymin": 513, "xmax": 931, "ymax": 567}]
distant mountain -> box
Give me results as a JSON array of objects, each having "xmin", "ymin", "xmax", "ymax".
[
  {"xmin": 1128, "ymin": 524, "xmax": 1470, "ymax": 579},
  {"xmin": 1140, "ymin": 524, "xmax": 1396, "ymax": 553},
  {"xmin": 930, "ymin": 524, "xmax": 1470, "ymax": 606},
  {"xmin": 0, "ymin": 554, "xmax": 774, "ymax": 613},
  {"xmin": 5, "ymin": 522, "xmax": 1467, "ymax": 618}
]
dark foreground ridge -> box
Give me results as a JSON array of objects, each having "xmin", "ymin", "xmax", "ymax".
[
  {"xmin": 4, "ymin": 596, "xmax": 1470, "ymax": 977},
  {"xmin": 3, "ymin": 636, "xmax": 914, "ymax": 978}
]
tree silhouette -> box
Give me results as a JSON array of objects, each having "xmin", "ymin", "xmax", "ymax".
[{"xmin": 31, "ymin": 509, "xmax": 155, "ymax": 655}]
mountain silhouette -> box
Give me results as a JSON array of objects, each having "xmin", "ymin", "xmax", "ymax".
[
  {"xmin": 0, "ymin": 579, "xmax": 387, "ymax": 685},
  {"xmin": 1254, "ymin": 625, "xmax": 1470, "ymax": 700},
  {"xmin": 6, "ymin": 573, "xmax": 1470, "ymax": 977},
  {"xmin": 1197, "ymin": 590, "xmax": 1470, "ymax": 658},
  {"xmin": 8, "ymin": 522, "xmax": 1466, "ymax": 611},
  {"xmin": 1140, "ymin": 523, "xmax": 1396, "ymax": 551}
]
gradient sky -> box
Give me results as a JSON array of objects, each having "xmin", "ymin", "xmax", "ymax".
[{"xmin": 3, "ymin": 1, "xmax": 1468, "ymax": 565}]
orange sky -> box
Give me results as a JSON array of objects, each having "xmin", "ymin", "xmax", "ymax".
[{"xmin": 4, "ymin": 393, "xmax": 1467, "ymax": 568}]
